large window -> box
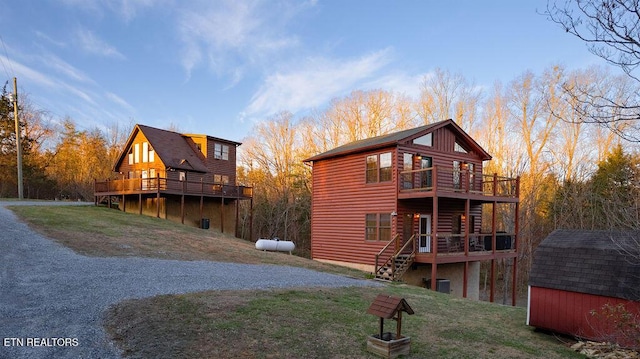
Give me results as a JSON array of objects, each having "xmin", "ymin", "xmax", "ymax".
[
  {"xmin": 215, "ymin": 143, "xmax": 229, "ymax": 160},
  {"xmin": 366, "ymin": 152, "xmax": 393, "ymax": 183},
  {"xmin": 365, "ymin": 213, "xmax": 392, "ymax": 241}
]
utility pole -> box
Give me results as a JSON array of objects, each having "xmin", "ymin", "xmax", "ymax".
[{"xmin": 11, "ymin": 77, "xmax": 23, "ymax": 200}]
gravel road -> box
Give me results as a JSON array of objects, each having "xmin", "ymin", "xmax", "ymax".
[{"xmin": 0, "ymin": 201, "xmax": 380, "ymax": 358}]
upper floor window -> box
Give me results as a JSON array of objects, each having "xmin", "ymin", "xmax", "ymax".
[
  {"xmin": 128, "ymin": 148, "xmax": 134, "ymax": 165},
  {"xmin": 366, "ymin": 152, "xmax": 393, "ymax": 183},
  {"xmin": 365, "ymin": 213, "xmax": 391, "ymax": 241},
  {"xmin": 413, "ymin": 133, "xmax": 432, "ymax": 147},
  {"xmin": 455, "ymin": 141, "xmax": 468, "ymax": 153},
  {"xmin": 215, "ymin": 143, "xmax": 229, "ymax": 160},
  {"xmin": 214, "ymin": 174, "xmax": 230, "ymax": 184}
]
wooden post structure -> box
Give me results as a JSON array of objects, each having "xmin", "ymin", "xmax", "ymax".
[{"xmin": 220, "ymin": 195, "xmax": 225, "ymax": 233}]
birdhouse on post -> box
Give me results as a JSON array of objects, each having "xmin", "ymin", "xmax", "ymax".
[{"xmin": 366, "ymin": 294, "xmax": 414, "ymax": 358}]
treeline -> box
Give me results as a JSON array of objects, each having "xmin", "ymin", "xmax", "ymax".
[
  {"xmin": 0, "ymin": 82, "xmax": 128, "ymax": 200},
  {"xmin": 239, "ymin": 65, "xmax": 640, "ymax": 289}
]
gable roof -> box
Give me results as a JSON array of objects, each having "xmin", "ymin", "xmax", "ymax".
[
  {"xmin": 529, "ymin": 229, "xmax": 640, "ymax": 301},
  {"xmin": 114, "ymin": 124, "xmax": 210, "ymax": 173},
  {"xmin": 303, "ymin": 119, "xmax": 491, "ymax": 162},
  {"xmin": 367, "ymin": 294, "xmax": 415, "ymax": 319}
]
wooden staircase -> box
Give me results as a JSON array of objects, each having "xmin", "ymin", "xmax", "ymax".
[{"xmin": 374, "ymin": 234, "xmax": 416, "ymax": 282}]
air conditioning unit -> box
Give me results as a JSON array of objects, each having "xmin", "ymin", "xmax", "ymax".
[{"xmin": 425, "ymin": 278, "xmax": 450, "ymax": 294}]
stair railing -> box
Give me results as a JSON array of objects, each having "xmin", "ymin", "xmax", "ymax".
[{"xmin": 374, "ymin": 234, "xmax": 401, "ymax": 278}]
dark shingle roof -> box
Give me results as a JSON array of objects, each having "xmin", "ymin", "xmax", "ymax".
[
  {"xmin": 303, "ymin": 119, "xmax": 491, "ymax": 162},
  {"xmin": 114, "ymin": 124, "xmax": 209, "ymax": 173},
  {"xmin": 367, "ymin": 294, "xmax": 415, "ymax": 319},
  {"xmin": 137, "ymin": 125, "xmax": 209, "ymax": 172},
  {"xmin": 529, "ymin": 229, "xmax": 640, "ymax": 301}
]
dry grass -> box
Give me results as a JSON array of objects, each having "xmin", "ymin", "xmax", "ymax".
[
  {"xmin": 8, "ymin": 205, "xmax": 365, "ymax": 277},
  {"xmin": 104, "ymin": 285, "xmax": 584, "ymax": 359},
  {"xmin": 10, "ymin": 205, "xmax": 584, "ymax": 358}
]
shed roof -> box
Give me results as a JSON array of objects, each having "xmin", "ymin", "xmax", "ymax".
[
  {"xmin": 529, "ymin": 229, "xmax": 640, "ymax": 301},
  {"xmin": 303, "ymin": 119, "xmax": 491, "ymax": 162},
  {"xmin": 367, "ymin": 294, "xmax": 415, "ymax": 319}
]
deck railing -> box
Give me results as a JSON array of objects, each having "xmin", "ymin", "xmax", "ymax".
[
  {"xmin": 416, "ymin": 232, "xmax": 516, "ymax": 254},
  {"xmin": 94, "ymin": 177, "xmax": 253, "ymax": 198},
  {"xmin": 399, "ymin": 166, "xmax": 518, "ymax": 198}
]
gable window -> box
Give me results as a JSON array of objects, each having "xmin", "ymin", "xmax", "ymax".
[
  {"xmin": 148, "ymin": 145, "xmax": 155, "ymax": 162},
  {"xmin": 453, "ymin": 161, "xmax": 461, "ymax": 189},
  {"xmin": 142, "ymin": 142, "xmax": 149, "ymax": 163},
  {"xmin": 455, "ymin": 141, "xmax": 468, "ymax": 153},
  {"xmin": 128, "ymin": 148, "xmax": 134, "ymax": 165},
  {"xmin": 366, "ymin": 152, "xmax": 393, "ymax": 183},
  {"xmin": 413, "ymin": 133, "xmax": 432, "ymax": 147},
  {"xmin": 179, "ymin": 171, "xmax": 186, "ymax": 181},
  {"xmin": 365, "ymin": 213, "xmax": 392, "ymax": 241},
  {"xmin": 134, "ymin": 143, "xmax": 140, "ymax": 163},
  {"xmin": 215, "ymin": 143, "xmax": 229, "ymax": 160}
]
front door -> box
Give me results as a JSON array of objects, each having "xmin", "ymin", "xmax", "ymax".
[{"xmin": 418, "ymin": 214, "xmax": 432, "ymax": 253}]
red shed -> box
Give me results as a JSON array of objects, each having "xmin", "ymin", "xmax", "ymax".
[{"xmin": 528, "ymin": 229, "xmax": 640, "ymax": 345}]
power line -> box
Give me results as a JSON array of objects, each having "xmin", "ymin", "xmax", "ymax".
[{"xmin": 0, "ymin": 35, "xmax": 15, "ymax": 80}]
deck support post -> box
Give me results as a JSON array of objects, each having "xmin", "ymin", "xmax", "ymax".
[
  {"xmin": 235, "ymin": 197, "xmax": 240, "ymax": 238},
  {"xmin": 156, "ymin": 173, "xmax": 160, "ymax": 218},
  {"xmin": 490, "ymin": 259, "xmax": 495, "ymax": 303},
  {"xmin": 122, "ymin": 194, "xmax": 125, "ymax": 212},
  {"xmin": 199, "ymin": 195, "xmax": 203, "ymax": 224},
  {"xmin": 138, "ymin": 193, "xmax": 142, "ymax": 215},
  {"xmin": 220, "ymin": 195, "xmax": 224, "ymax": 233},
  {"xmin": 463, "ymin": 261, "xmax": 468, "ymax": 298},
  {"xmin": 430, "ymin": 195, "xmax": 439, "ymax": 292}
]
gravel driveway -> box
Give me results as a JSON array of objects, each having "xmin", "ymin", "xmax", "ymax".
[{"xmin": 0, "ymin": 202, "xmax": 380, "ymax": 358}]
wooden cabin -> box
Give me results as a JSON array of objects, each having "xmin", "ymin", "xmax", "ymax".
[
  {"xmin": 304, "ymin": 119, "xmax": 519, "ymax": 304},
  {"xmin": 528, "ymin": 229, "xmax": 640, "ymax": 344},
  {"xmin": 94, "ymin": 124, "xmax": 252, "ymax": 236}
]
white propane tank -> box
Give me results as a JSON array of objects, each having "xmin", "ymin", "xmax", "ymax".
[{"xmin": 255, "ymin": 238, "xmax": 295, "ymax": 253}]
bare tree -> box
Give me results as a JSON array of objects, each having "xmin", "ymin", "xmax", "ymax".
[{"xmin": 545, "ymin": 0, "xmax": 640, "ymax": 141}]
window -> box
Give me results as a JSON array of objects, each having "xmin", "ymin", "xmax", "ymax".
[
  {"xmin": 366, "ymin": 155, "xmax": 378, "ymax": 183},
  {"xmin": 142, "ymin": 142, "xmax": 149, "ymax": 163},
  {"xmin": 402, "ymin": 153, "xmax": 413, "ymax": 189},
  {"xmin": 453, "ymin": 161, "xmax": 461, "ymax": 189},
  {"xmin": 214, "ymin": 143, "xmax": 229, "ymax": 160},
  {"xmin": 214, "ymin": 174, "xmax": 229, "ymax": 184},
  {"xmin": 366, "ymin": 152, "xmax": 393, "ymax": 183},
  {"xmin": 128, "ymin": 148, "xmax": 133, "ymax": 165},
  {"xmin": 455, "ymin": 141, "xmax": 468, "ymax": 153},
  {"xmin": 365, "ymin": 213, "xmax": 392, "ymax": 241},
  {"xmin": 134, "ymin": 143, "xmax": 140, "ymax": 163},
  {"xmin": 149, "ymin": 146, "xmax": 155, "ymax": 162},
  {"xmin": 179, "ymin": 171, "xmax": 186, "ymax": 181},
  {"xmin": 413, "ymin": 133, "xmax": 432, "ymax": 147},
  {"xmin": 366, "ymin": 214, "xmax": 377, "ymax": 241},
  {"xmin": 379, "ymin": 214, "xmax": 391, "ymax": 242},
  {"xmin": 468, "ymin": 163, "xmax": 475, "ymax": 190}
]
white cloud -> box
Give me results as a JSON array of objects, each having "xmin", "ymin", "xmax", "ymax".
[
  {"xmin": 76, "ymin": 28, "xmax": 126, "ymax": 60},
  {"xmin": 41, "ymin": 54, "xmax": 95, "ymax": 84},
  {"xmin": 105, "ymin": 91, "xmax": 135, "ymax": 112},
  {"xmin": 177, "ymin": 0, "xmax": 305, "ymax": 81},
  {"xmin": 244, "ymin": 48, "xmax": 395, "ymax": 118}
]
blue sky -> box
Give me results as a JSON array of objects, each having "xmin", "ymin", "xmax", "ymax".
[{"xmin": 0, "ymin": 0, "xmax": 603, "ymax": 142}]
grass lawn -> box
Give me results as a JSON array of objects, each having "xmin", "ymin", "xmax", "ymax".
[{"xmin": 10, "ymin": 205, "xmax": 584, "ymax": 358}]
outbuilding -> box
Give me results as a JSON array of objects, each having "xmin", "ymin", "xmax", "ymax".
[{"xmin": 528, "ymin": 229, "xmax": 640, "ymax": 344}]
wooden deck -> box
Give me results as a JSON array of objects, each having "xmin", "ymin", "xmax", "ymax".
[
  {"xmin": 398, "ymin": 167, "xmax": 519, "ymax": 202},
  {"xmin": 94, "ymin": 177, "xmax": 253, "ymax": 199}
]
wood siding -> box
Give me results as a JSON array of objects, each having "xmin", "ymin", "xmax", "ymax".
[
  {"xmin": 311, "ymin": 147, "xmax": 398, "ymax": 265},
  {"xmin": 528, "ymin": 286, "xmax": 640, "ymax": 343},
  {"xmin": 116, "ymin": 131, "xmax": 166, "ymax": 179}
]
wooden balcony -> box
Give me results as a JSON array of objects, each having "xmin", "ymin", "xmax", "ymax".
[
  {"xmin": 94, "ymin": 177, "xmax": 253, "ymax": 199},
  {"xmin": 398, "ymin": 166, "xmax": 519, "ymax": 201},
  {"xmin": 413, "ymin": 232, "xmax": 517, "ymax": 263}
]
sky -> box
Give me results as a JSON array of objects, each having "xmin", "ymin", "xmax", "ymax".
[{"xmin": 0, "ymin": 0, "xmax": 607, "ymax": 143}]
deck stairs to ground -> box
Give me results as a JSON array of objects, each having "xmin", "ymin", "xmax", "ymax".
[{"xmin": 374, "ymin": 234, "xmax": 416, "ymax": 282}]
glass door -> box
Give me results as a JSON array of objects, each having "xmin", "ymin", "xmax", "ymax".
[{"xmin": 418, "ymin": 214, "xmax": 432, "ymax": 253}]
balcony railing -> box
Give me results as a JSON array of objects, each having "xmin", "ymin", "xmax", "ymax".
[
  {"xmin": 399, "ymin": 166, "xmax": 518, "ymax": 198},
  {"xmin": 94, "ymin": 177, "xmax": 253, "ymax": 198},
  {"xmin": 416, "ymin": 232, "xmax": 516, "ymax": 255}
]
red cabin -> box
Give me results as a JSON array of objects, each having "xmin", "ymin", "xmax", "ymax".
[{"xmin": 304, "ymin": 119, "xmax": 520, "ymax": 303}]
